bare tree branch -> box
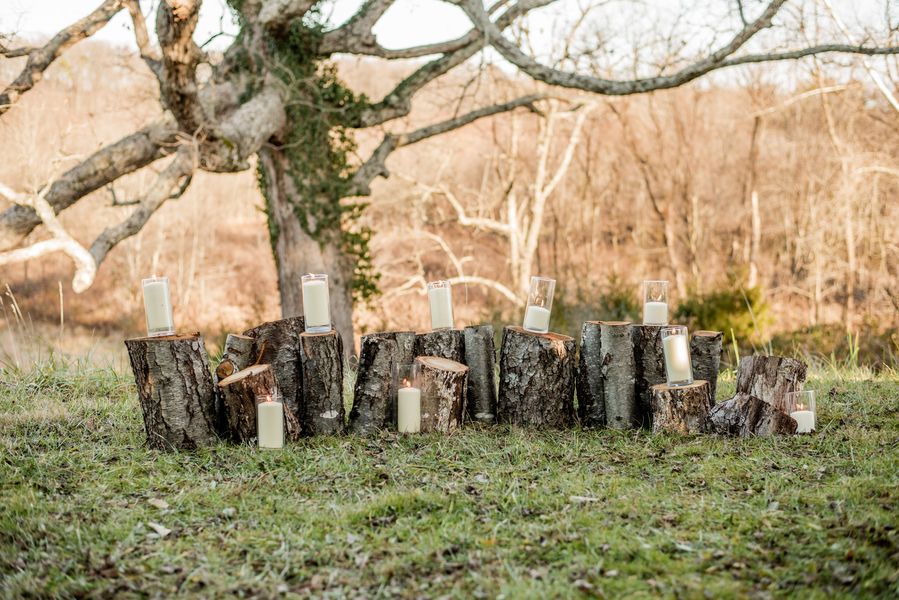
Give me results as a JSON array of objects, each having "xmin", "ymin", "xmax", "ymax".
[
  {"xmin": 156, "ymin": 0, "xmax": 205, "ymax": 132},
  {"xmin": 125, "ymin": 0, "xmax": 162, "ymax": 77}
]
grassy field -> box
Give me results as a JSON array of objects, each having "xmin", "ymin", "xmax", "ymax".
[{"xmin": 1, "ymin": 362, "xmax": 897, "ymax": 599}]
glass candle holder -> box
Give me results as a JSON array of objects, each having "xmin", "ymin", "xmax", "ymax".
[
  {"xmin": 393, "ymin": 363, "xmax": 422, "ymax": 434},
  {"xmin": 427, "ymin": 280, "xmax": 454, "ymax": 330},
  {"xmin": 643, "ymin": 280, "xmax": 669, "ymax": 325},
  {"xmin": 522, "ymin": 276, "xmax": 555, "ymax": 334},
  {"xmin": 786, "ymin": 390, "xmax": 816, "ymax": 434},
  {"xmin": 142, "ymin": 276, "xmax": 175, "ymax": 337},
  {"xmin": 661, "ymin": 325, "xmax": 693, "ymax": 386},
  {"xmin": 256, "ymin": 391, "xmax": 284, "ymax": 449},
  {"xmin": 302, "ymin": 273, "xmax": 332, "ymax": 333}
]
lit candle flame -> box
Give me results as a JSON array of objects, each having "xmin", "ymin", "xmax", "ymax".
[{"xmin": 403, "ymin": 378, "xmax": 411, "ymax": 388}]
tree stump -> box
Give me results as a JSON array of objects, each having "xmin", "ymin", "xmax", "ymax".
[
  {"xmin": 213, "ymin": 333, "xmax": 255, "ymax": 436},
  {"xmin": 414, "ymin": 328, "xmax": 464, "ymax": 363},
  {"xmin": 631, "ymin": 324, "xmax": 666, "ymax": 428},
  {"xmin": 735, "ymin": 355, "xmax": 807, "ymax": 413},
  {"xmin": 415, "ymin": 356, "xmax": 469, "ymax": 433},
  {"xmin": 690, "ymin": 331, "xmax": 723, "ymax": 403},
  {"xmin": 124, "ymin": 333, "xmax": 218, "ymax": 451},
  {"xmin": 576, "ymin": 321, "xmax": 604, "ymax": 427},
  {"xmin": 218, "ymin": 363, "xmax": 301, "ymax": 443},
  {"xmin": 709, "ymin": 393, "xmax": 798, "ymax": 437},
  {"xmin": 243, "ymin": 316, "xmax": 305, "ymax": 420},
  {"xmin": 600, "ymin": 321, "xmax": 636, "ymax": 430},
  {"xmin": 300, "ymin": 330, "xmax": 345, "ymax": 436},
  {"xmin": 463, "ymin": 325, "xmax": 497, "ymax": 424},
  {"xmin": 349, "ymin": 331, "xmax": 416, "ymax": 435},
  {"xmin": 650, "ymin": 380, "xmax": 713, "ymax": 434},
  {"xmin": 497, "ymin": 326, "xmax": 575, "ymax": 428}
]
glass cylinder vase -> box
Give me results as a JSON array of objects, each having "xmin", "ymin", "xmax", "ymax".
[
  {"xmin": 661, "ymin": 325, "xmax": 693, "ymax": 386},
  {"xmin": 786, "ymin": 390, "xmax": 816, "ymax": 433},
  {"xmin": 522, "ymin": 276, "xmax": 555, "ymax": 334},
  {"xmin": 302, "ymin": 273, "xmax": 332, "ymax": 334},
  {"xmin": 643, "ymin": 280, "xmax": 669, "ymax": 325},
  {"xmin": 427, "ymin": 280, "xmax": 454, "ymax": 330},
  {"xmin": 142, "ymin": 276, "xmax": 175, "ymax": 337}
]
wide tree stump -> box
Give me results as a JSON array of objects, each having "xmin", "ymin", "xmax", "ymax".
[
  {"xmin": 631, "ymin": 324, "xmax": 666, "ymax": 428},
  {"xmin": 690, "ymin": 330, "xmax": 723, "ymax": 403},
  {"xmin": 415, "ymin": 356, "xmax": 469, "ymax": 433},
  {"xmin": 497, "ymin": 326, "xmax": 575, "ymax": 428},
  {"xmin": 414, "ymin": 328, "xmax": 464, "ymax": 363},
  {"xmin": 218, "ymin": 364, "xmax": 301, "ymax": 443},
  {"xmin": 300, "ymin": 330, "xmax": 345, "ymax": 436},
  {"xmin": 125, "ymin": 333, "xmax": 218, "ymax": 451},
  {"xmin": 213, "ymin": 333, "xmax": 255, "ymax": 436},
  {"xmin": 463, "ymin": 325, "xmax": 497, "ymax": 424},
  {"xmin": 243, "ymin": 316, "xmax": 305, "ymax": 420},
  {"xmin": 650, "ymin": 380, "xmax": 713, "ymax": 434},
  {"xmin": 600, "ymin": 321, "xmax": 637, "ymax": 429},
  {"xmin": 735, "ymin": 355, "xmax": 807, "ymax": 413},
  {"xmin": 709, "ymin": 393, "xmax": 798, "ymax": 437},
  {"xmin": 576, "ymin": 321, "xmax": 604, "ymax": 427},
  {"xmin": 349, "ymin": 331, "xmax": 416, "ymax": 435}
]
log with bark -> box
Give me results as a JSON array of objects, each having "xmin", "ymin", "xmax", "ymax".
[
  {"xmin": 414, "ymin": 328, "xmax": 464, "ymax": 363},
  {"xmin": 213, "ymin": 333, "xmax": 255, "ymax": 436},
  {"xmin": 576, "ymin": 321, "xmax": 604, "ymax": 427},
  {"xmin": 497, "ymin": 326, "xmax": 575, "ymax": 428},
  {"xmin": 690, "ymin": 330, "xmax": 723, "ymax": 403},
  {"xmin": 708, "ymin": 393, "xmax": 798, "ymax": 437},
  {"xmin": 650, "ymin": 380, "xmax": 713, "ymax": 434},
  {"xmin": 600, "ymin": 321, "xmax": 636, "ymax": 430},
  {"xmin": 735, "ymin": 355, "xmax": 807, "ymax": 412},
  {"xmin": 415, "ymin": 356, "xmax": 469, "ymax": 433},
  {"xmin": 242, "ymin": 316, "xmax": 305, "ymax": 420},
  {"xmin": 299, "ymin": 330, "xmax": 345, "ymax": 436},
  {"xmin": 631, "ymin": 324, "xmax": 666, "ymax": 428},
  {"xmin": 463, "ymin": 325, "xmax": 497, "ymax": 424},
  {"xmin": 124, "ymin": 333, "xmax": 218, "ymax": 451},
  {"xmin": 349, "ymin": 331, "xmax": 416, "ymax": 435},
  {"xmin": 218, "ymin": 363, "xmax": 301, "ymax": 443}
]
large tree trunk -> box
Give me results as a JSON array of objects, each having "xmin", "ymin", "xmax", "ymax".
[
  {"xmin": 576, "ymin": 321, "xmax": 604, "ymax": 427},
  {"xmin": 599, "ymin": 321, "xmax": 637, "ymax": 430},
  {"xmin": 735, "ymin": 355, "xmax": 807, "ymax": 413},
  {"xmin": 463, "ymin": 325, "xmax": 497, "ymax": 424},
  {"xmin": 349, "ymin": 331, "xmax": 417, "ymax": 435},
  {"xmin": 631, "ymin": 324, "xmax": 666, "ymax": 428},
  {"xmin": 258, "ymin": 147, "xmax": 356, "ymax": 354},
  {"xmin": 709, "ymin": 393, "xmax": 798, "ymax": 437},
  {"xmin": 650, "ymin": 380, "xmax": 712, "ymax": 435},
  {"xmin": 415, "ymin": 356, "xmax": 468, "ymax": 433},
  {"xmin": 690, "ymin": 331, "xmax": 723, "ymax": 403},
  {"xmin": 299, "ymin": 330, "xmax": 345, "ymax": 436}
]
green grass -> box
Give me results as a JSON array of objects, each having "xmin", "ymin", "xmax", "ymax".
[{"xmin": 1, "ymin": 363, "xmax": 897, "ymax": 598}]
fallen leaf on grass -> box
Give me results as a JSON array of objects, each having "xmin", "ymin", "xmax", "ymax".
[
  {"xmin": 148, "ymin": 498, "xmax": 169, "ymax": 510},
  {"xmin": 569, "ymin": 495, "xmax": 601, "ymax": 503},
  {"xmin": 147, "ymin": 522, "xmax": 171, "ymax": 538}
]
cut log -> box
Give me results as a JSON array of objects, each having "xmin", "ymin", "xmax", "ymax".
[
  {"xmin": 497, "ymin": 326, "xmax": 575, "ymax": 428},
  {"xmin": 650, "ymin": 380, "xmax": 713, "ymax": 434},
  {"xmin": 463, "ymin": 325, "xmax": 497, "ymax": 424},
  {"xmin": 349, "ymin": 331, "xmax": 416, "ymax": 435},
  {"xmin": 124, "ymin": 333, "xmax": 218, "ymax": 451},
  {"xmin": 218, "ymin": 363, "xmax": 301, "ymax": 443},
  {"xmin": 631, "ymin": 324, "xmax": 666, "ymax": 428},
  {"xmin": 576, "ymin": 321, "xmax": 604, "ymax": 427},
  {"xmin": 414, "ymin": 328, "xmax": 464, "ymax": 363},
  {"xmin": 690, "ymin": 331, "xmax": 723, "ymax": 403},
  {"xmin": 213, "ymin": 333, "xmax": 255, "ymax": 436},
  {"xmin": 708, "ymin": 392, "xmax": 798, "ymax": 437},
  {"xmin": 600, "ymin": 321, "xmax": 636, "ymax": 430},
  {"xmin": 415, "ymin": 356, "xmax": 469, "ymax": 433},
  {"xmin": 735, "ymin": 355, "xmax": 807, "ymax": 413},
  {"xmin": 242, "ymin": 316, "xmax": 305, "ymax": 420},
  {"xmin": 300, "ymin": 330, "xmax": 345, "ymax": 436}
]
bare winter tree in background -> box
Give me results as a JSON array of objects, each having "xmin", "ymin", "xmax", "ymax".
[{"xmin": 1, "ymin": 0, "xmax": 897, "ymax": 345}]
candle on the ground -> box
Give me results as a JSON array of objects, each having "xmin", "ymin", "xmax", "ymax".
[
  {"xmin": 397, "ymin": 380, "xmax": 421, "ymax": 433},
  {"xmin": 661, "ymin": 326, "xmax": 693, "ymax": 386},
  {"xmin": 786, "ymin": 390, "xmax": 816, "ymax": 433},
  {"xmin": 257, "ymin": 394, "xmax": 284, "ymax": 449},
  {"xmin": 790, "ymin": 410, "xmax": 815, "ymax": 433},
  {"xmin": 302, "ymin": 274, "xmax": 331, "ymax": 333},
  {"xmin": 142, "ymin": 277, "xmax": 174, "ymax": 337},
  {"xmin": 643, "ymin": 301, "xmax": 668, "ymax": 325},
  {"xmin": 427, "ymin": 280, "xmax": 454, "ymax": 330},
  {"xmin": 523, "ymin": 306, "xmax": 551, "ymax": 332}
]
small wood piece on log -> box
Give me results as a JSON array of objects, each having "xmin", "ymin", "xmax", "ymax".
[
  {"xmin": 463, "ymin": 325, "xmax": 497, "ymax": 424},
  {"xmin": 708, "ymin": 392, "xmax": 798, "ymax": 437},
  {"xmin": 349, "ymin": 331, "xmax": 416, "ymax": 435},
  {"xmin": 415, "ymin": 356, "xmax": 469, "ymax": 433},
  {"xmin": 242, "ymin": 317, "xmax": 305, "ymax": 420},
  {"xmin": 576, "ymin": 321, "xmax": 604, "ymax": 427},
  {"xmin": 125, "ymin": 333, "xmax": 218, "ymax": 451},
  {"xmin": 650, "ymin": 380, "xmax": 713, "ymax": 434},
  {"xmin": 300, "ymin": 330, "xmax": 345, "ymax": 436},
  {"xmin": 497, "ymin": 326, "xmax": 576, "ymax": 428},
  {"xmin": 600, "ymin": 321, "xmax": 636, "ymax": 430},
  {"xmin": 631, "ymin": 324, "xmax": 666, "ymax": 428},
  {"xmin": 213, "ymin": 333, "xmax": 255, "ymax": 436},
  {"xmin": 414, "ymin": 328, "xmax": 464, "ymax": 363},
  {"xmin": 690, "ymin": 331, "xmax": 723, "ymax": 404},
  {"xmin": 218, "ymin": 363, "xmax": 301, "ymax": 443},
  {"xmin": 735, "ymin": 355, "xmax": 807, "ymax": 413}
]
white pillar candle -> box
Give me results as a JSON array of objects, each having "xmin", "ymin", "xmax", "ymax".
[
  {"xmin": 790, "ymin": 410, "xmax": 815, "ymax": 433},
  {"xmin": 428, "ymin": 285, "xmax": 454, "ymax": 330},
  {"xmin": 397, "ymin": 386, "xmax": 421, "ymax": 433},
  {"xmin": 142, "ymin": 278, "xmax": 174, "ymax": 337},
  {"xmin": 523, "ymin": 306, "xmax": 551, "ymax": 333},
  {"xmin": 643, "ymin": 301, "xmax": 669, "ymax": 325},
  {"xmin": 302, "ymin": 278, "xmax": 331, "ymax": 330},
  {"xmin": 662, "ymin": 333, "xmax": 692, "ymax": 383},
  {"xmin": 257, "ymin": 399, "xmax": 284, "ymax": 449}
]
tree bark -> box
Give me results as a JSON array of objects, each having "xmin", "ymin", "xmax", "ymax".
[
  {"xmin": 735, "ymin": 355, "xmax": 807, "ymax": 413},
  {"xmin": 650, "ymin": 380, "xmax": 713, "ymax": 434},
  {"xmin": 349, "ymin": 331, "xmax": 416, "ymax": 435},
  {"xmin": 415, "ymin": 356, "xmax": 469, "ymax": 433},
  {"xmin": 497, "ymin": 326, "xmax": 575, "ymax": 428},
  {"xmin": 599, "ymin": 321, "xmax": 636, "ymax": 429},
  {"xmin": 300, "ymin": 330, "xmax": 345, "ymax": 435},
  {"xmin": 576, "ymin": 320, "xmax": 604, "ymax": 427},
  {"xmin": 631, "ymin": 324, "xmax": 666, "ymax": 428},
  {"xmin": 414, "ymin": 328, "xmax": 465, "ymax": 363},
  {"xmin": 218, "ymin": 363, "xmax": 302, "ymax": 443},
  {"xmin": 124, "ymin": 333, "xmax": 218, "ymax": 451},
  {"xmin": 463, "ymin": 325, "xmax": 497, "ymax": 424},
  {"xmin": 690, "ymin": 330, "xmax": 723, "ymax": 403},
  {"xmin": 243, "ymin": 316, "xmax": 305, "ymax": 421},
  {"xmin": 708, "ymin": 392, "xmax": 798, "ymax": 437},
  {"xmin": 213, "ymin": 332, "xmax": 255, "ymax": 436}
]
